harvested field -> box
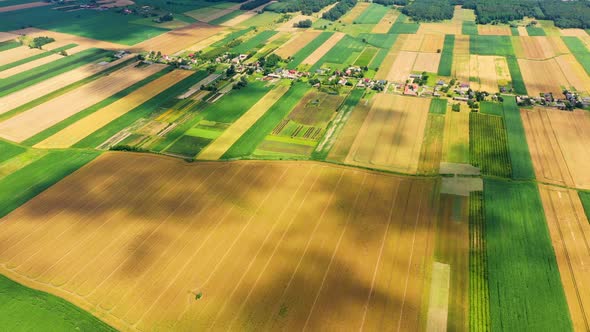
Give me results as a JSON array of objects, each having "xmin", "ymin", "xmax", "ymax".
[
  {"xmin": 345, "ymin": 94, "xmax": 430, "ymax": 174},
  {"xmin": 442, "ymin": 109, "xmax": 469, "ymax": 163},
  {"xmin": 0, "ymin": 46, "xmax": 45, "ymax": 67},
  {"xmin": 35, "ymin": 69, "xmax": 191, "ymax": 149},
  {"xmin": 419, "ymin": 33, "xmax": 445, "ymax": 53},
  {"xmin": 517, "ymin": 26, "xmax": 528, "ymax": 36},
  {"xmin": 538, "ymin": 185, "xmax": 590, "ymax": 332},
  {"xmin": 414, "ymin": 52, "xmax": 441, "ymax": 74},
  {"xmin": 374, "ymin": 34, "xmax": 407, "ymax": 80},
  {"xmin": 560, "ymin": 29, "xmax": 589, "ymax": 37},
  {"xmin": 0, "ymin": 63, "xmax": 166, "ymax": 142},
  {"xmin": 453, "ymin": 35, "xmax": 470, "ymax": 83},
  {"xmin": 0, "ymin": 46, "xmax": 87, "ymax": 79},
  {"xmin": 385, "ymin": 51, "xmax": 417, "ymax": 83},
  {"xmin": 0, "ymin": 56, "xmax": 129, "ymax": 114},
  {"xmin": 0, "ymin": 32, "xmax": 17, "ymax": 42},
  {"xmin": 512, "ymin": 36, "xmax": 569, "ymax": 60},
  {"xmin": 198, "ymin": 85, "xmax": 290, "ymax": 160},
  {"xmin": 518, "ymin": 58, "xmax": 570, "ymax": 96},
  {"xmin": 187, "ymin": 8, "xmax": 235, "ymax": 23},
  {"xmin": 134, "ymin": 22, "xmax": 224, "ymax": 55},
  {"xmin": 0, "ymin": 1, "xmax": 48, "ymax": 12},
  {"xmin": 221, "ymin": 11, "xmax": 257, "ymax": 27},
  {"xmin": 301, "ymin": 32, "xmax": 345, "ymax": 66},
  {"xmin": 555, "ymin": 54, "xmax": 590, "ymax": 94},
  {"xmin": 470, "ymin": 55, "xmax": 499, "ymax": 92},
  {"xmin": 186, "ymin": 31, "xmax": 230, "ymax": 52},
  {"xmin": 417, "ymin": 114, "xmax": 445, "ymax": 175},
  {"xmin": 521, "ymin": 108, "xmax": 590, "ymax": 189},
  {"xmin": 401, "ymin": 34, "xmax": 424, "ymax": 52},
  {"xmin": 417, "ymin": 22, "xmax": 461, "ymax": 36},
  {"xmin": 0, "ymin": 153, "xmax": 439, "ymax": 331},
  {"xmin": 477, "ymin": 25, "xmax": 511, "ymax": 36},
  {"xmin": 274, "ymin": 31, "xmax": 321, "ymax": 58},
  {"xmin": 327, "ymin": 96, "xmax": 372, "ymax": 162},
  {"xmin": 341, "ymin": 2, "xmax": 370, "ymax": 24},
  {"xmin": 371, "ymin": 9, "xmax": 399, "ymax": 34}
]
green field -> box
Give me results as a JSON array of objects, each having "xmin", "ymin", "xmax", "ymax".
[
  {"xmin": 0, "ymin": 44, "xmax": 77, "ymax": 73},
  {"xmin": 388, "ymin": 14, "xmax": 419, "ymax": 34},
  {"xmin": 511, "ymin": 26, "xmax": 519, "ymax": 36},
  {"xmin": 562, "ymin": 36, "xmax": 590, "ymax": 75},
  {"xmin": 0, "ymin": 139, "xmax": 26, "ymax": 164},
  {"xmin": 231, "ymin": 30, "xmax": 278, "ymax": 54},
  {"xmin": 358, "ymin": 33, "xmax": 398, "ymax": 70},
  {"xmin": 438, "ymin": 34, "xmax": 454, "ymax": 76},
  {"xmin": 0, "ymin": 40, "xmax": 20, "ymax": 52},
  {"xmin": 212, "ymin": 27, "xmax": 255, "ymax": 48},
  {"xmin": 579, "ymin": 191, "xmax": 590, "ymax": 221},
  {"xmin": 526, "ymin": 26, "xmax": 546, "ymax": 36},
  {"xmin": 480, "ymin": 101, "xmax": 503, "ymax": 116},
  {"xmin": 506, "ymin": 56, "xmax": 527, "ymax": 95},
  {"xmin": 354, "ymin": 47, "xmax": 378, "ymax": 67},
  {"xmin": 0, "ymin": 145, "xmax": 99, "ymax": 218},
  {"xmin": 73, "ymin": 71, "xmax": 209, "ymax": 149},
  {"xmin": 501, "ymin": 96, "xmax": 535, "ymax": 180},
  {"xmin": 468, "ymin": 191, "xmax": 491, "ymax": 332},
  {"xmin": 0, "ymin": 48, "xmax": 109, "ymax": 98},
  {"xmin": 470, "ymin": 36, "xmax": 514, "ymax": 56},
  {"xmin": 484, "ymin": 179, "xmax": 573, "ymax": 331},
  {"xmin": 470, "ymin": 113, "xmax": 511, "ymax": 178},
  {"xmin": 0, "ymin": 275, "xmax": 114, "ymax": 331},
  {"xmin": 203, "ymin": 81, "xmax": 271, "ymax": 124},
  {"xmin": 166, "ymin": 135, "xmax": 212, "ymax": 157},
  {"xmin": 287, "ymin": 32, "xmax": 334, "ymax": 69},
  {"xmin": 462, "ymin": 21, "xmax": 478, "ymax": 35},
  {"xmin": 429, "ymin": 98, "xmax": 447, "ymax": 114},
  {"xmin": 222, "ymin": 82, "xmax": 310, "ymax": 159},
  {"xmin": 310, "ymin": 35, "xmax": 365, "ymax": 71},
  {"xmin": 354, "ymin": 3, "xmax": 388, "ymax": 24}
]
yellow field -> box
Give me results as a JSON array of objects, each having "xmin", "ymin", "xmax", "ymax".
[
  {"xmin": 35, "ymin": 70, "xmax": 192, "ymax": 149},
  {"xmin": 341, "ymin": 2, "xmax": 370, "ymax": 24},
  {"xmin": 0, "ymin": 153, "xmax": 439, "ymax": 331},
  {"xmin": 401, "ymin": 34, "xmax": 424, "ymax": 52},
  {"xmin": 186, "ymin": 31, "xmax": 231, "ymax": 52},
  {"xmin": 276, "ymin": 15, "xmax": 316, "ymax": 32},
  {"xmin": 0, "ymin": 45, "xmax": 87, "ymax": 79},
  {"xmin": 442, "ymin": 108, "xmax": 470, "ymax": 163},
  {"xmin": 512, "ymin": 36, "xmax": 570, "ymax": 60},
  {"xmin": 555, "ymin": 54, "xmax": 590, "ymax": 94},
  {"xmin": 197, "ymin": 85, "xmax": 290, "ymax": 160},
  {"xmin": 452, "ymin": 35, "xmax": 470, "ymax": 83},
  {"xmin": 274, "ymin": 31, "xmax": 322, "ymax": 58},
  {"xmin": 469, "ymin": 55, "xmax": 499, "ymax": 92},
  {"xmin": 518, "ymin": 58, "xmax": 571, "ymax": 96},
  {"xmin": 0, "ymin": 45, "xmax": 45, "ymax": 67},
  {"xmin": 477, "ymin": 25, "xmax": 511, "ymax": 36},
  {"xmin": 538, "ymin": 185, "xmax": 590, "ymax": 332},
  {"xmin": 0, "ymin": 63, "xmax": 166, "ymax": 142},
  {"xmin": 0, "ymin": 56, "xmax": 130, "ymax": 115},
  {"xmin": 374, "ymin": 34, "xmax": 407, "ymax": 80},
  {"xmin": 222, "ymin": 12, "xmax": 257, "ymax": 27},
  {"xmin": 414, "ymin": 52, "xmax": 442, "ymax": 73},
  {"xmin": 494, "ymin": 56, "xmax": 511, "ymax": 86},
  {"xmin": 420, "ymin": 33, "xmax": 445, "ymax": 53},
  {"xmin": 345, "ymin": 94, "xmax": 431, "ymax": 174},
  {"xmin": 134, "ymin": 22, "xmax": 224, "ymax": 54},
  {"xmin": 385, "ymin": 51, "xmax": 417, "ymax": 82},
  {"xmin": 417, "ymin": 22, "xmax": 461, "ymax": 35},
  {"xmin": 517, "ymin": 26, "xmax": 528, "ymax": 36},
  {"xmin": 301, "ymin": 32, "xmax": 345, "ymax": 66},
  {"xmin": 372, "ymin": 9, "xmax": 399, "ymax": 33}
]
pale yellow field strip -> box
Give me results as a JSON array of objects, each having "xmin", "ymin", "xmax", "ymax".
[
  {"xmin": 197, "ymin": 85, "xmax": 290, "ymax": 160},
  {"xmin": 0, "ymin": 31, "xmax": 17, "ymax": 42},
  {"xmin": 494, "ymin": 56, "xmax": 511, "ymax": 85},
  {"xmin": 539, "ymin": 185, "xmax": 590, "ymax": 332},
  {"xmin": 35, "ymin": 69, "xmax": 189, "ymax": 149},
  {"xmin": 386, "ymin": 51, "xmax": 417, "ymax": 82},
  {"xmin": 341, "ymin": 2, "xmax": 370, "ymax": 24},
  {"xmin": 517, "ymin": 26, "xmax": 528, "ymax": 36},
  {"xmin": 0, "ymin": 56, "xmax": 130, "ymax": 115},
  {"xmin": 518, "ymin": 58, "xmax": 570, "ymax": 96},
  {"xmin": 186, "ymin": 31, "xmax": 231, "ymax": 52},
  {"xmin": 401, "ymin": 34, "xmax": 424, "ymax": 52},
  {"xmin": 453, "ymin": 35, "xmax": 470, "ymax": 83},
  {"xmin": 0, "ymin": 153, "xmax": 438, "ymax": 331},
  {"xmin": 276, "ymin": 15, "xmax": 317, "ymax": 32},
  {"xmin": 0, "ymin": 46, "xmax": 45, "ymax": 66},
  {"xmin": 477, "ymin": 25, "xmax": 511, "ymax": 36},
  {"xmin": 442, "ymin": 109, "xmax": 470, "ymax": 164},
  {"xmin": 301, "ymin": 32, "xmax": 345, "ymax": 66},
  {"xmin": 413, "ymin": 52, "xmax": 441, "ymax": 73},
  {"xmin": 0, "ymin": 63, "xmax": 167, "ymax": 142},
  {"xmin": 475, "ymin": 55, "xmax": 499, "ymax": 92},
  {"xmin": 454, "ymin": 34, "xmax": 469, "ymax": 55},
  {"xmin": 372, "ymin": 8, "xmax": 399, "ymax": 34},
  {"xmin": 273, "ymin": 31, "xmax": 310, "ymax": 58},
  {"xmin": 469, "ymin": 55, "xmax": 480, "ymax": 90},
  {"xmin": 221, "ymin": 11, "xmax": 257, "ymax": 27},
  {"xmin": 0, "ymin": 45, "xmax": 88, "ymax": 79},
  {"xmin": 11, "ymin": 28, "xmax": 126, "ymax": 50},
  {"xmin": 0, "ymin": 1, "xmax": 48, "ymax": 12},
  {"xmin": 560, "ymin": 28, "xmax": 589, "ymax": 37},
  {"xmin": 374, "ymin": 34, "xmax": 407, "ymax": 80},
  {"xmin": 514, "ymin": 36, "xmax": 570, "ymax": 60},
  {"xmin": 134, "ymin": 22, "xmax": 224, "ymax": 55},
  {"xmin": 555, "ymin": 54, "xmax": 590, "ymax": 94},
  {"xmin": 425, "ymin": 262, "xmax": 451, "ymax": 332},
  {"xmin": 420, "ymin": 33, "xmax": 445, "ymax": 53},
  {"xmin": 417, "ymin": 22, "xmax": 461, "ymax": 36}
]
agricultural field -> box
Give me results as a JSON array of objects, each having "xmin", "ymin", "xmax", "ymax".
[{"xmin": 1, "ymin": 1, "xmax": 590, "ymax": 330}]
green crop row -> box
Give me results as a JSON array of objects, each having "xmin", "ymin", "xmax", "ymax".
[
  {"xmin": 506, "ymin": 56, "xmax": 527, "ymax": 95},
  {"xmin": 501, "ymin": 96, "xmax": 535, "ymax": 179},
  {"xmin": 287, "ymin": 32, "xmax": 334, "ymax": 69},
  {"xmin": 470, "ymin": 112, "xmax": 512, "ymax": 178},
  {"xmin": 231, "ymin": 30, "xmax": 278, "ymax": 54},
  {"xmin": 354, "ymin": 3, "xmax": 388, "ymax": 24},
  {"xmin": 438, "ymin": 35, "xmax": 454, "ymax": 76},
  {"xmin": 0, "ymin": 43, "xmax": 77, "ymax": 72},
  {"xmin": 429, "ymin": 98, "xmax": 447, "ymax": 114},
  {"xmin": 462, "ymin": 21, "xmax": 478, "ymax": 35}
]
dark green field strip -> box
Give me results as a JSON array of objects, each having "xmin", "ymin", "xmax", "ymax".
[
  {"xmin": 354, "ymin": 3, "xmax": 388, "ymax": 24},
  {"xmin": 22, "ymin": 67, "xmax": 173, "ymax": 147},
  {"xmin": 511, "ymin": 26, "xmax": 519, "ymax": 36},
  {"xmin": 502, "ymin": 96, "xmax": 535, "ymax": 180},
  {"xmin": 579, "ymin": 191, "xmax": 590, "ymax": 222},
  {"xmin": 287, "ymin": 32, "xmax": 334, "ymax": 69},
  {"xmin": 0, "ymin": 149, "xmax": 100, "ymax": 218},
  {"xmin": 429, "ymin": 98, "xmax": 447, "ymax": 114},
  {"xmin": 480, "ymin": 101, "xmax": 503, "ymax": 116},
  {"xmin": 470, "ymin": 112, "xmax": 511, "ymax": 178},
  {"xmin": 526, "ymin": 26, "xmax": 546, "ymax": 36},
  {"xmin": 358, "ymin": 33, "xmax": 398, "ymax": 49},
  {"xmin": 222, "ymin": 82, "xmax": 310, "ymax": 159},
  {"xmin": 310, "ymin": 35, "xmax": 365, "ymax": 72},
  {"xmin": 231, "ymin": 30, "xmax": 278, "ymax": 54},
  {"xmin": 484, "ymin": 179, "xmax": 573, "ymax": 331},
  {"xmin": 470, "ymin": 36, "xmax": 514, "ymax": 56},
  {"xmin": 0, "ymin": 43, "xmax": 77, "ymax": 72},
  {"xmin": 311, "ymin": 88, "xmax": 364, "ymax": 161},
  {"xmin": 0, "ymin": 139, "xmax": 26, "ymax": 164},
  {"xmin": 388, "ymin": 14, "xmax": 419, "ymax": 34},
  {"xmin": 0, "ymin": 57, "xmax": 136, "ymax": 123},
  {"xmin": 506, "ymin": 56, "xmax": 527, "ymax": 95},
  {"xmin": 0, "ymin": 275, "xmax": 114, "ymax": 331},
  {"xmin": 209, "ymin": 10, "xmax": 244, "ymax": 25},
  {"xmin": 166, "ymin": 135, "xmax": 211, "ymax": 157},
  {"xmin": 212, "ymin": 27, "xmax": 255, "ymax": 48},
  {"xmin": 203, "ymin": 81, "xmax": 271, "ymax": 123},
  {"xmin": 0, "ymin": 48, "xmax": 108, "ymax": 98},
  {"xmin": 468, "ymin": 191, "xmax": 491, "ymax": 332},
  {"xmin": 438, "ymin": 35, "xmax": 454, "ymax": 76},
  {"xmin": 562, "ymin": 36, "xmax": 590, "ymax": 75},
  {"xmin": 462, "ymin": 21, "xmax": 478, "ymax": 35},
  {"xmin": 0, "ymin": 40, "xmax": 20, "ymax": 52},
  {"xmin": 74, "ymin": 71, "xmax": 209, "ymax": 149}
]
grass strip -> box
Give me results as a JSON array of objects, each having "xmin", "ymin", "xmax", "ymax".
[
  {"xmin": 429, "ymin": 98, "xmax": 447, "ymax": 114},
  {"xmin": 0, "ymin": 40, "xmax": 20, "ymax": 51},
  {"xmin": 0, "ymin": 139, "xmax": 26, "ymax": 163},
  {"xmin": 501, "ymin": 96, "xmax": 535, "ymax": 179},
  {"xmin": 506, "ymin": 56, "xmax": 527, "ymax": 95},
  {"xmin": 438, "ymin": 34, "xmax": 454, "ymax": 76}
]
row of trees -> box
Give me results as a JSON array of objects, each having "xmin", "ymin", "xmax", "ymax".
[
  {"xmin": 373, "ymin": 0, "xmax": 408, "ymax": 6},
  {"xmin": 239, "ymin": 0, "xmax": 272, "ymax": 10},
  {"xmin": 322, "ymin": 0, "xmax": 357, "ymax": 21},
  {"xmin": 265, "ymin": 0, "xmax": 338, "ymax": 15}
]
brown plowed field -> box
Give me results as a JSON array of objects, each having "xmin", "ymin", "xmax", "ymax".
[
  {"xmin": 0, "ymin": 63, "xmax": 166, "ymax": 142},
  {"xmin": 0, "ymin": 153, "xmax": 439, "ymax": 331},
  {"xmin": 518, "ymin": 58, "xmax": 570, "ymax": 96},
  {"xmin": 345, "ymin": 94, "xmax": 430, "ymax": 174},
  {"xmin": 521, "ymin": 108, "xmax": 590, "ymax": 189},
  {"xmin": 538, "ymin": 185, "xmax": 590, "ymax": 332}
]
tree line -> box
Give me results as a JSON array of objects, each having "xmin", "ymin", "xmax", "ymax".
[{"xmin": 322, "ymin": 0, "xmax": 357, "ymax": 21}]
